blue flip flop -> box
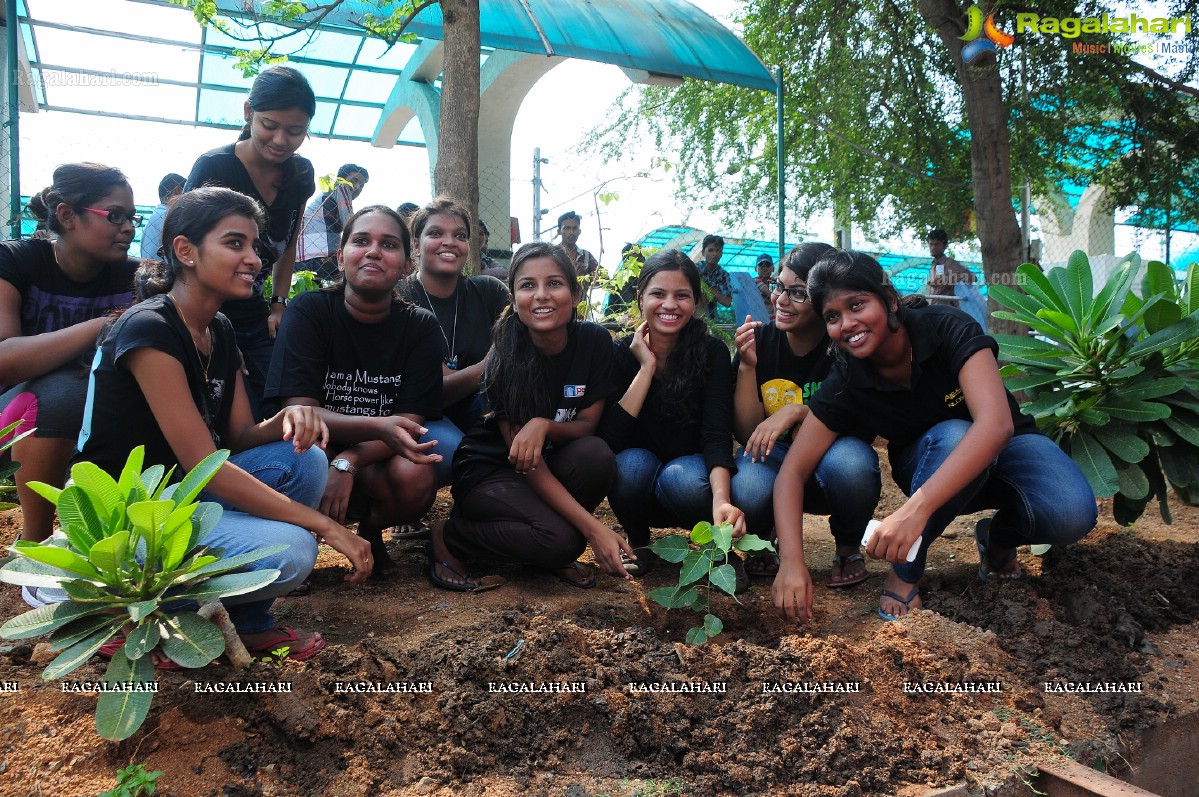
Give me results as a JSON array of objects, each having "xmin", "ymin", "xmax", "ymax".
[{"xmin": 878, "ymin": 586, "xmax": 920, "ymax": 621}]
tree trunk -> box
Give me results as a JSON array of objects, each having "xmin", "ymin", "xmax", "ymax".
[
  {"xmin": 917, "ymin": 0, "xmax": 1024, "ymax": 335},
  {"xmin": 433, "ymin": 0, "xmax": 482, "ymax": 272}
]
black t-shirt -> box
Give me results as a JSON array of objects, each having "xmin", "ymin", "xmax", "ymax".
[
  {"xmin": 0, "ymin": 239, "xmax": 137, "ymax": 389},
  {"xmin": 733, "ymin": 321, "xmax": 835, "ymax": 423},
  {"xmin": 601, "ymin": 331, "xmax": 736, "ymax": 473},
  {"xmin": 452, "ymin": 321, "xmax": 613, "ymax": 496},
  {"xmin": 807, "ymin": 304, "xmax": 1039, "ymax": 453},
  {"xmin": 184, "ymin": 143, "xmax": 316, "ymax": 327},
  {"xmin": 78, "ymin": 295, "xmax": 240, "ymax": 477},
  {"xmin": 264, "ymin": 290, "xmax": 444, "ymax": 430},
  {"xmin": 399, "ymin": 273, "xmax": 509, "ymax": 427}
]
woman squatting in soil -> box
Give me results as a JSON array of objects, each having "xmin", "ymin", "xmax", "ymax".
[
  {"xmin": 70, "ymin": 186, "xmax": 372, "ymax": 661},
  {"xmin": 771, "ymin": 249, "xmax": 1097, "ymax": 624},
  {"xmin": 429, "ymin": 242, "xmax": 635, "ymax": 591},
  {"xmin": 265, "ymin": 205, "xmax": 443, "ymax": 578},
  {"xmin": 0, "ymin": 163, "xmax": 141, "ymax": 542},
  {"xmin": 600, "ymin": 250, "xmax": 751, "ymax": 590},
  {"xmin": 731, "ymin": 242, "xmax": 881, "ymax": 585}
]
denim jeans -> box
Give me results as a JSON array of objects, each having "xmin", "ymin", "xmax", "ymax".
[
  {"xmin": 888, "ymin": 420, "xmax": 1097, "ymax": 583},
  {"xmin": 734, "ymin": 436, "xmax": 881, "ymax": 547},
  {"xmin": 197, "ymin": 441, "xmax": 326, "ymax": 632},
  {"xmin": 423, "ymin": 417, "xmax": 464, "ymax": 488},
  {"xmin": 25, "ymin": 441, "xmax": 325, "ymax": 634},
  {"xmin": 609, "ymin": 449, "xmax": 751, "ymax": 546}
]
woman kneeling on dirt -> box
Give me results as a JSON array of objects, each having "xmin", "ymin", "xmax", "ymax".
[
  {"xmin": 266, "ymin": 205, "xmax": 443, "ymax": 578},
  {"xmin": 600, "ymin": 250, "xmax": 750, "ymax": 591},
  {"xmin": 731, "ymin": 243, "xmax": 881, "ymax": 586},
  {"xmin": 73, "ymin": 186, "xmax": 372, "ymax": 661},
  {"xmin": 771, "ymin": 250, "xmax": 1096, "ymax": 624},
  {"xmin": 429, "ymin": 242, "xmax": 634, "ymax": 591}
]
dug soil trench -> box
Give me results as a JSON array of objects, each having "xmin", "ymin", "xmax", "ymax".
[{"xmin": 1, "ymin": 452, "xmax": 1196, "ymax": 797}]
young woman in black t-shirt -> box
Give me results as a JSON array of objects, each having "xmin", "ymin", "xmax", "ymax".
[
  {"xmin": 0, "ymin": 163, "xmax": 139, "ymax": 542},
  {"xmin": 432, "ymin": 243, "xmax": 632, "ymax": 591},
  {"xmin": 184, "ymin": 66, "xmax": 316, "ymax": 420},
  {"xmin": 267, "ymin": 206, "xmax": 443, "ymax": 576},
  {"xmin": 732, "ymin": 243, "xmax": 880, "ymax": 585},
  {"xmin": 771, "ymin": 251, "xmax": 1096, "ymax": 624},
  {"xmin": 77, "ymin": 187, "xmax": 372, "ymax": 661}
]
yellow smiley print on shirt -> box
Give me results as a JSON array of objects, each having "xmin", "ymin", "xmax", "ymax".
[{"xmin": 760, "ymin": 378, "xmax": 802, "ymax": 416}]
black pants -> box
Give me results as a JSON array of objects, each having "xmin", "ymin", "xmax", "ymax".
[{"xmin": 445, "ymin": 436, "xmax": 615, "ymax": 569}]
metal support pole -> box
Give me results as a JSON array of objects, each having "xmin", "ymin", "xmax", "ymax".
[
  {"xmin": 6, "ymin": 0, "xmax": 20, "ymax": 240},
  {"xmin": 532, "ymin": 147, "xmax": 548, "ymax": 240},
  {"xmin": 776, "ymin": 67, "xmax": 785, "ymax": 263}
]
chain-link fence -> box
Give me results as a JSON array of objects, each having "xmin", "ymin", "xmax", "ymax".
[{"xmin": 477, "ymin": 163, "xmax": 512, "ymax": 272}]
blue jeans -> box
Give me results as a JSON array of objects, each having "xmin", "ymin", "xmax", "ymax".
[
  {"xmin": 888, "ymin": 421, "xmax": 1097, "ymax": 583},
  {"xmin": 196, "ymin": 441, "xmax": 326, "ymax": 632},
  {"xmin": 423, "ymin": 417, "xmax": 464, "ymax": 488},
  {"xmin": 608, "ymin": 450, "xmax": 739, "ymax": 546},
  {"xmin": 734, "ymin": 437, "xmax": 881, "ymax": 547}
]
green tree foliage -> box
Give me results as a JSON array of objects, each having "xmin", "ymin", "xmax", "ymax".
[{"xmin": 589, "ymin": 0, "xmax": 1198, "ymax": 295}]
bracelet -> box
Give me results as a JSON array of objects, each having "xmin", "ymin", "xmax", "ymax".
[{"xmin": 270, "ymin": 295, "xmax": 288, "ymax": 307}]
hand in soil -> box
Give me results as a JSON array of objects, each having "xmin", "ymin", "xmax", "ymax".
[
  {"xmin": 588, "ymin": 525, "xmax": 635, "ymax": 579},
  {"xmin": 773, "ymin": 559, "xmax": 814, "ymax": 623},
  {"xmin": 319, "ymin": 522, "xmax": 373, "ymax": 584}
]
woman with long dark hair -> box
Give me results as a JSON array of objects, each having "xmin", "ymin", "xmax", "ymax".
[
  {"xmin": 184, "ymin": 66, "xmax": 316, "ymax": 419},
  {"xmin": 772, "ymin": 250, "xmax": 1096, "ymax": 623},
  {"xmin": 266, "ymin": 205, "xmax": 442, "ymax": 576},
  {"xmin": 600, "ymin": 249, "xmax": 749, "ymax": 589},
  {"xmin": 731, "ymin": 243, "xmax": 880, "ymax": 584},
  {"xmin": 429, "ymin": 242, "xmax": 632, "ymax": 591},
  {"xmin": 0, "ymin": 163, "xmax": 140, "ymax": 541},
  {"xmin": 74, "ymin": 186, "xmax": 371, "ymax": 661}
]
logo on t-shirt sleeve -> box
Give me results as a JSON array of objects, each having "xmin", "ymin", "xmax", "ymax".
[{"xmin": 563, "ymin": 385, "xmax": 586, "ymax": 398}]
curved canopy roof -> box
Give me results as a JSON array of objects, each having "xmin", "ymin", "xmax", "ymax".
[{"xmin": 14, "ymin": 0, "xmax": 774, "ymax": 144}]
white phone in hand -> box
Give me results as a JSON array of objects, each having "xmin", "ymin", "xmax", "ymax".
[{"xmin": 862, "ymin": 519, "xmax": 920, "ymax": 563}]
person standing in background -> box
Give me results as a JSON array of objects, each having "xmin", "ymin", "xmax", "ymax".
[
  {"xmin": 556, "ymin": 211, "xmax": 599, "ymax": 279},
  {"xmin": 697, "ymin": 234, "xmax": 732, "ymax": 319},
  {"xmin": 923, "ymin": 228, "xmax": 975, "ymax": 304},
  {"xmin": 296, "ymin": 164, "xmax": 369, "ymax": 282},
  {"xmin": 140, "ymin": 173, "xmax": 185, "ymax": 260}
]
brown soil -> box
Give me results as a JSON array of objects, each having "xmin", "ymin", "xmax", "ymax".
[{"xmin": 1, "ymin": 452, "xmax": 1197, "ymax": 797}]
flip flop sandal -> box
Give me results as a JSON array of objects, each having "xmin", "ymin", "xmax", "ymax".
[
  {"xmin": 426, "ymin": 543, "xmax": 505, "ymax": 593},
  {"xmin": 975, "ymin": 517, "xmax": 1020, "ymax": 582},
  {"xmin": 827, "ymin": 552, "xmax": 869, "ymax": 588},
  {"xmin": 97, "ymin": 637, "xmax": 183, "ymax": 670},
  {"xmin": 391, "ymin": 522, "xmax": 432, "ymax": 540},
  {"xmin": 621, "ymin": 548, "xmax": 655, "ymax": 578},
  {"xmin": 553, "ymin": 560, "xmax": 597, "ymax": 589},
  {"xmin": 744, "ymin": 551, "xmax": 781, "ymax": 579},
  {"xmin": 242, "ymin": 626, "xmax": 326, "ymax": 662},
  {"xmin": 285, "ymin": 577, "xmax": 312, "ymax": 597},
  {"xmin": 878, "ymin": 586, "xmax": 920, "ymax": 621}
]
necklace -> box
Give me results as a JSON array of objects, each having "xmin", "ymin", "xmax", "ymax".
[
  {"xmin": 169, "ymin": 294, "xmax": 212, "ymax": 384},
  {"xmin": 416, "ymin": 276, "xmax": 461, "ymax": 370}
]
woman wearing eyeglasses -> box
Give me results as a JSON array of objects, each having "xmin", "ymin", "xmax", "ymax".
[
  {"xmin": 185, "ymin": 66, "xmax": 316, "ymax": 421},
  {"xmin": 0, "ymin": 163, "xmax": 141, "ymax": 542},
  {"xmin": 731, "ymin": 243, "xmax": 881, "ymax": 585}
]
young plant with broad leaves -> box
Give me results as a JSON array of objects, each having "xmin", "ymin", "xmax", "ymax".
[
  {"xmin": 990, "ymin": 251, "xmax": 1199, "ymax": 525},
  {"xmin": 647, "ymin": 522, "xmax": 775, "ymax": 644},
  {"xmin": 0, "ymin": 447, "xmax": 286, "ymax": 740},
  {"xmin": 0, "ymin": 419, "xmax": 34, "ymax": 510}
]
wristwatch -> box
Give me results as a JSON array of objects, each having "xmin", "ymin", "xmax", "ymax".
[
  {"xmin": 329, "ymin": 458, "xmax": 358, "ymax": 475},
  {"xmin": 270, "ymin": 295, "xmax": 288, "ymax": 307}
]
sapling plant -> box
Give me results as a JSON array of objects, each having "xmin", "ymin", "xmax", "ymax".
[
  {"xmin": 0, "ymin": 446, "xmax": 286, "ymax": 740},
  {"xmin": 647, "ymin": 521, "xmax": 774, "ymax": 644}
]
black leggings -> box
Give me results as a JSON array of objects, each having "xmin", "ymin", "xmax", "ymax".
[{"xmin": 445, "ymin": 436, "xmax": 615, "ymax": 569}]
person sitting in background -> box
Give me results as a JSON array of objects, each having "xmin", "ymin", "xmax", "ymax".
[
  {"xmin": 432, "ymin": 243, "xmax": 631, "ymax": 591},
  {"xmin": 296, "ymin": 163, "xmax": 369, "ymax": 282},
  {"xmin": 0, "ymin": 162, "xmax": 141, "ymax": 542},
  {"xmin": 732, "ymin": 243, "xmax": 880, "ymax": 583},
  {"xmin": 268, "ymin": 205, "xmax": 443, "ymax": 578},
  {"xmin": 140, "ymin": 172, "xmax": 185, "ymax": 259},
  {"xmin": 74, "ymin": 186, "xmax": 372, "ymax": 661}
]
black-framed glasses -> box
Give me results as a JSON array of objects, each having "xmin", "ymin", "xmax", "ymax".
[
  {"xmin": 770, "ymin": 281, "xmax": 810, "ymax": 303},
  {"xmin": 82, "ymin": 207, "xmax": 144, "ymax": 228}
]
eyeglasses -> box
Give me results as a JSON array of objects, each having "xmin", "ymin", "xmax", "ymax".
[
  {"xmin": 82, "ymin": 207, "xmax": 144, "ymax": 228},
  {"xmin": 770, "ymin": 281, "xmax": 810, "ymax": 303}
]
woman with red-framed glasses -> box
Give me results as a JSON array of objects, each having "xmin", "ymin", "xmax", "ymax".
[{"xmin": 0, "ymin": 162, "xmax": 142, "ymax": 542}]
